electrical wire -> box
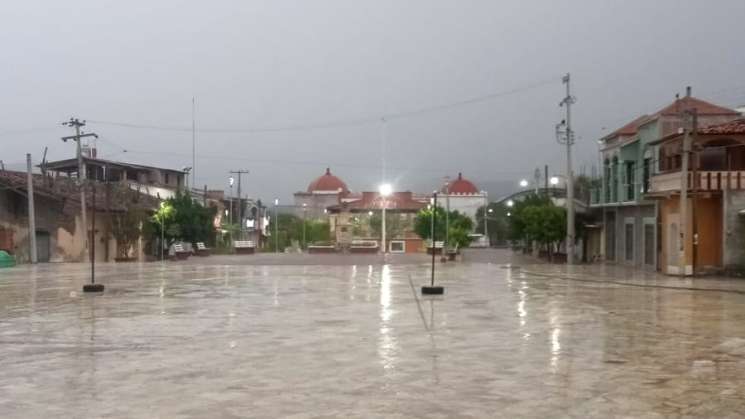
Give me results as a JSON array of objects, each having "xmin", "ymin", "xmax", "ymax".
[{"xmin": 85, "ymin": 77, "xmax": 559, "ymax": 134}]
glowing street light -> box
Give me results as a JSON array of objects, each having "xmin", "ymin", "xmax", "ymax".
[
  {"xmin": 550, "ymin": 176, "xmax": 560, "ymax": 186},
  {"xmin": 506, "ymin": 199, "xmax": 514, "ymax": 207},
  {"xmin": 379, "ymin": 183, "xmax": 393, "ymax": 197},
  {"xmin": 519, "ymin": 179, "xmax": 529, "ymax": 188}
]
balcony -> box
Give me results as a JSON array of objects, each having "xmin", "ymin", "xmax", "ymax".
[{"xmin": 649, "ymin": 171, "xmax": 745, "ymax": 193}]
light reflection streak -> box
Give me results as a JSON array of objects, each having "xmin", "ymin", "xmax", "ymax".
[
  {"xmin": 550, "ymin": 314, "xmax": 561, "ymax": 373},
  {"xmin": 378, "ymin": 265, "xmax": 397, "ymax": 371}
]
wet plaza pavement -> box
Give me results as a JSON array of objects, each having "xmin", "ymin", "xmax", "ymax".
[{"xmin": 2, "ymin": 250, "xmax": 745, "ymax": 418}]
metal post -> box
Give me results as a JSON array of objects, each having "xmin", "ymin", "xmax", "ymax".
[
  {"xmin": 161, "ymin": 216, "xmax": 165, "ymax": 263},
  {"xmin": 236, "ymin": 174, "xmax": 242, "ymax": 237},
  {"xmin": 229, "ymin": 185, "xmax": 233, "ymax": 225},
  {"xmin": 381, "ymin": 205, "xmax": 386, "ymax": 253},
  {"xmin": 26, "ymin": 154, "xmax": 38, "ymax": 264},
  {"xmin": 274, "ymin": 199, "xmax": 279, "ymax": 253},
  {"xmin": 302, "ymin": 206, "xmax": 307, "ymax": 250},
  {"xmin": 91, "ymin": 184, "xmax": 96, "ymax": 282},
  {"xmin": 431, "ymin": 192, "xmax": 438, "ymax": 287},
  {"xmin": 445, "ymin": 180, "xmax": 450, "ymax": 249},
  {"xmin": 483, "ymin": 192, "xmax": 488, "ymax": 245},
  {"xmin": 192, "ymin": 97, "xmax": 196, "ymax": 188}
]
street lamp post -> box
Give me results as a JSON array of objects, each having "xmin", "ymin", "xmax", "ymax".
[
  {"xmin": 302, "ymin": 203, "xmax": 307, "ymax": 250},
  {"xmin": 482, "ymin": 191, "xmax": 489, "ymax": 247},
  {"xmin": 379, "ymin": 183, "xmax": 392, "ymax": 253},
  {"xmin": 444, "ymin": 179, "xmax": 450, "ymax": 250},
  {"xmin": 274, "ymin": 198, "xmax": 279, "ymax": 253},
  {"xmin": 159, "ymin": 201, "xmax": 166, "ymax": 263},
  {"xmin": 422, "ymin": 191, "xmax": 443, "ymax": 295},
  {"xmin": 228, "ymin": 177, "xmax": 234, "ymax": 226}
]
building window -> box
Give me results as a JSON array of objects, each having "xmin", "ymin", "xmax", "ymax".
[
  {"xmin": 165, "ymin": 173, "xmax": 170, "ymax": 185},
  {"xmin": 625, "ymin": 161, "xmax": 635, "ymax": 201}
]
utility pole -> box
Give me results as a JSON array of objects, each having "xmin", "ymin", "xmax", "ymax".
[
  {"xmin": 679, "ymin": 109, "xmax": 691, "ymax": 276},
  {"xmin": 557, "ymin": 74, "xmax": 576, "ymax": 265},
  {"xmin": 228, "ymin": 177, "xmax": 234, "ymax": 226},
  {"xmin": 691, "ymin": 109, "xmax": 699, "ymax": 277},
  {"xmin": 62, "ymin": 118, "xmax": 97, "ymax": 262},
  {"xmin": 26, "ymin": 154, "xmax": 37, "ymax": 263},
  {"xmin": 192, "ymin": 97, "xmax": 196, "ymax": 188},
  {"xmin": 544, "ymin": 165, "xmax": 549, "ymax": 197},
  {"xmin": 229, "ymin": 170, "xmax": 249, "ymax": 238}
]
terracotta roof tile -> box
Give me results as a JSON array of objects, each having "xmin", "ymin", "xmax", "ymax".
[
  {"xmin": 699, "ymin": 118, "xmax": 745, "ymax": 135},
  {"xmin": 655, "ymin": 96, "xmax": 739, "ymax": 117}
]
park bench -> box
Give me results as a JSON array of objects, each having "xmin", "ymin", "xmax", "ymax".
[
  {"xmin": 195, "ymin": 242, "xmax": 211, "ymax": 256},
  {"xmin": 308, "ymin": 243, "xmax": 337, "ymax": 254},
  {"xmin": 426, "ymin": 240, "xmax": 444, "ymax": 255},
  {"xmin": 446, "ymin": 243, "xmax": 459, "ymax": 261},
  {"xmin": 173, "ymin": 243, "xmax": 190, "ymax": 260},
  {"xmin": 350, "ymin": 240, "xmax": 378, "ymax": 254},
  {"xmin": 234, "ymin": 240, "xmax": 256, "ymax": 255}
]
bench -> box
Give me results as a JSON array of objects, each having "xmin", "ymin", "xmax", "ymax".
[
  {"xmin": 173, "ymin": 243, "xmax": 190, "ymax": 260},
  {"xmin": 195, "ymin": 242, "xmax": 211, "ymax": 256},
  {"xmin": 350, "ymin": 240, "xmax": 379, "ymax": 254},
  {"xmin": 234, "ymin": 240, "xmax": 256, "ymax": 255},
  {"xmin": 446, "ymin": 244, "xmax": 459, "ymax": 261},
  {"xmin": 426, "ymin": 241, "xmax": 444, "ymax": 255},
  {"xmin": 308, "ymin": 244, "xmax": 336, "ymax": 254}
]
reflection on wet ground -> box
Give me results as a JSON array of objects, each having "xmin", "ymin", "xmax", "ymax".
[{"xmin": 1, "ymin": 250, "xmax": 745, "ymax": 418}]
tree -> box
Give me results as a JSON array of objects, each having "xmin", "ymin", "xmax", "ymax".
[
  {"xmin": 508, "ymin": 195, "xmax": 566, "ymax": 261},
  {"xmin": 414, "ymin": 207, "xmax": 474, "ymax": 249},
  {"xmin": 111, "ymin": 208, "xmax": 148, "ymax": 259},
  {"xmin": 147, "ymin": 191, "xmax": 216, "ymax": 247},
  {"xmin": 414, "ymin": 206, "xmax": 448, "ymax": 242},
  {"xmin": 507, "ymin": 193, "xmax": 551, "ymax": 241}
]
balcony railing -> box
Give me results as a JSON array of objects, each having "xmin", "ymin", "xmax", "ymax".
[{"xmin": 650, "ymin": 170, "xmax": 745, "ymax": 193}]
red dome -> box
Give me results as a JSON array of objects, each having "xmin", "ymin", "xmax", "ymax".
[
  {"xmin": 307, "ymin": 168, "xmax": 349, "ymax": 193},
  {"xmin": 447, "ymin": 173, "xmax": 479, "ymax": 194}
]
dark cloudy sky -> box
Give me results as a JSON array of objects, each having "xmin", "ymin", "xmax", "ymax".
[{"xmin": 3, "ymin": 0, "xmax": 745, "ymax": 202}]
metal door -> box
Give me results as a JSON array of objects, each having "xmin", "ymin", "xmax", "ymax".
[{"xmin": 36, "ymin": 231, "xmax": 50, "ymax": 262}]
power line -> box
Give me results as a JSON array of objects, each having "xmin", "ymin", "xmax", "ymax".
[
  {"xmin": 85, "ymin": 77, "xmax": 559, "ymax": 134},
  {"xmin": 117, "ymin": 147, "xmax": 532, "ymax": 175}
]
